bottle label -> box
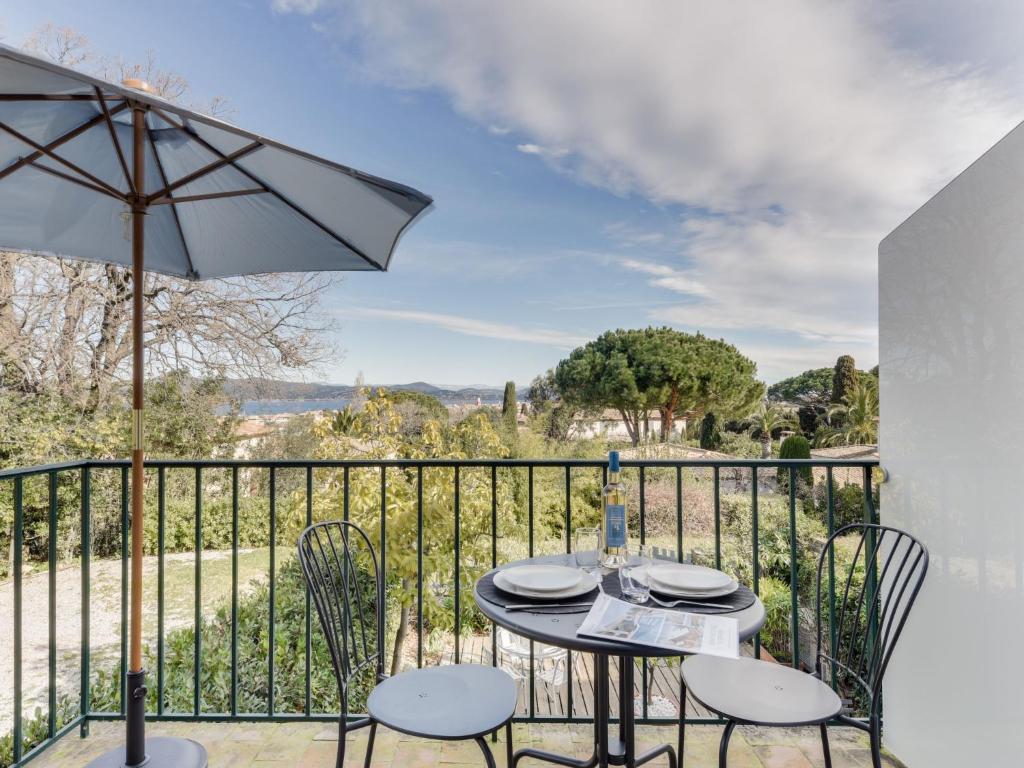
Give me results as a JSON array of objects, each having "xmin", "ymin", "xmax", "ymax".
[{"xmin": 605, "ymin": 504, "xmax": 626, "ymax": 548}]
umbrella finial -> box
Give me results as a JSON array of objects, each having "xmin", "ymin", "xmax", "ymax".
[{"xmin": 122, "ymin": 77, "xmax": 153, "ymax": 93}]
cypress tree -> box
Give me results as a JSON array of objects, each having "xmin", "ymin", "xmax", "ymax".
[
  {"xmin": 831, "ymin": 355, "xmax": 858, "ymax": 405},
  {"xmin": 502, "ymin": 381, "xmax": 517, "ymax": 432},
  {"xmin": 699, "ymin": 412, "xmax": 722, "ymax": 450}
]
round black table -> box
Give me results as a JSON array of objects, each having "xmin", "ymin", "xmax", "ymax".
[{"xmin": 474, "ymin": 554, "xmax": 765, "ymax": 768}]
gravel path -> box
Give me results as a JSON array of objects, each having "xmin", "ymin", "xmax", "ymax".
[{"xmin": 0, "ymin": 549, "xmax": 268, "ymax": 732}]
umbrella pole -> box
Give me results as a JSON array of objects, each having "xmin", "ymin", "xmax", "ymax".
[
  {"xmin": 125, "ymin": 103, "xmax": 147, "ymax": 768},
  {"xmin": 87, "ymin": 101, "xmax": 207, "ymax": 768}
]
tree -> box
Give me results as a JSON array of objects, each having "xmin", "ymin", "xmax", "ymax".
[
  {"xmin": 387, "ymin": 390, "xmax": 448, "ymax": 436},
  {"xmin": 502, "ymin": 381, "xmax": 517, "ymax": 433},
  {"xmin": 554, "ymin": 327, "xmax": 762, "ymax": 445},
  {"xmin": 0, "ymin": 25, "xmax": 335, "ymax": 411},
  {"xmin": 747, "ymin": 401, "xmax": 798, "ymax": 458},
  {"xmin": 777, "ymin": 434, "xmax": 812, "ymax": 486},
  {"xmin": 831, "ymin": 355, "xmax": 859, "ymax": 405},
  {"xmin": 819, "ymin": 379, "xmax": 879, "ymax": 446},
  {"xmin": 527, "ymin": 370, "xmax": 559, "ymax": 413},
  {"xmin": 768, "ymin": 368, "xmax": 833, "ymax": 403},
  {"xmin": 699, "ymin": 412, "xmax": 722, "ymax": 450}
]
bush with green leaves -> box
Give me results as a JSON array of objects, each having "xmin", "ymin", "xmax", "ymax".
[{"xmin": 776, "ymin": 435, "xmax": 812, "ymax": 487}]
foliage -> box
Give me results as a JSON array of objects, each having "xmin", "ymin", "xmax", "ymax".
[
  {"xmin": 831, "ymin": 355, "xmax": 859, "ymax": 406},
  {"xmin": 144, "ymin": 372, "xmax": 240, "ymax": 459},
  {"xmin": 812, "ymin": 482, "xmax": 877, "ymax": 530},
  {"xmin": 777, "ymin": 435, "xmax": 812, "ymax": 486},
  {"xmin": 526, "ymin": 369, "xmax": 559, "ymax": 412},
  {"xmin": 818, "ymin": 378, "xmax": 878, "ymax": 446},
  {"xmin": 745, "ymin": 401, "xmax": 798, "ymax": 458},
  {"xmin": 386, "ymin": 390, "xmax": 448, "ymax": 437},
  {"xmin": 0, "ymin": 696, "xmax": 80, "ymax": 768},
  {"xmin": 89, "ymin": 558, "xmax": 378, "ymax": 717},
  {"xmin": 757, "ymin": 577, "xmax": 795, "ymax": 663},
  {"xmin": 768, "ymin": 368, "xmax": 833, "ymax": 403},
  {"xmin": 554, "ymin": 327, "xmax": 762, "ymax": 445},
  {"xmin": 716, "ymin": 432, "xmax": 762, "ymax": 458}
]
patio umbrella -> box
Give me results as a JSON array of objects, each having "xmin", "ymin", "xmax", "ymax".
[{"xmin": 0, "ymin": 43, "xmax": 432, "ymax": 768}]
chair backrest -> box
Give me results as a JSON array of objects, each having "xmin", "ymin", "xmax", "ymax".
[
  {"xmin": 298, "ymin": 521, "xmax": 384, "ymax": 713},
  {"xmin": 814, "ymin": 522, "xmax": 928, "ymax": 717}
]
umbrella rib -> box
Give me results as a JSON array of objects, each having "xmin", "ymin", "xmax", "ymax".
[
  {"xmin": 145, "ymin": 140, "xmax": 263, "ymax": 204},
  {"xmin": 0, "ymin": 102, "xmax": 129, "ymax": 184},
  {"xmin": 0, "ymin": 119, "xmax": 127, "ymax": 200},
  {"xmin": 146, "ymin": 119, "xmax": 198, "ymax": 280},
  {"xmin": 96, "ymin": 88, "xmax": 134, "ymax": 195},
  {"xmin": 150, "ymin": 188, "xmax": 267, "ymax": 205},
  {"xmin": 152, "ymin": 107, "xmax": 385, "ymax": 271},
  {"xmin": 27, "ymin": 159, "xmax": 126, "ymax": 201}
]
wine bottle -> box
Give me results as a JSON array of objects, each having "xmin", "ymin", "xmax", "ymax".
[{"xmin": 601, "ymin": 451, "xmax": 628, "ymax": 567}]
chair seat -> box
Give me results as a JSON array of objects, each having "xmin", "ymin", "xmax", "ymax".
[
  {"xmin": 367, "ymin": 664, "xmax": 517, "ymax": 739},
  {"xmin": 682, "ymin": 655, "xmax": 843, "ymax": 727}
]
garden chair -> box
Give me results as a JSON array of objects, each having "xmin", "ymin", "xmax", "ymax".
[
  {"xmin": 299, "ymin": 521, "xmax": 517, "ymax": 768},
  {"xmin": 679, "ymin": 523, "xmax": 928, "ymax": 768}
]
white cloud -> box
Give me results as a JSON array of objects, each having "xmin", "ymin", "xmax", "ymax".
[
  {"xmin": 620, "ymin": 258, "xmax": 709, "ymax": 298},
  {"xmin": 271, "ymin": 0, "xmax": 323, "ymax": 13},
  {"xmin": 280, "ymin": 0, "xmax": 1023, "ymax": 373},
  {"xmin": 337, "ymin": 307, "xmax": 589, "ymax": 349}
]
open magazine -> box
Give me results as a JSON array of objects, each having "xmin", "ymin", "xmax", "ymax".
[{"xmin": 577, "ymin": 593, "xmax": 739, "ymax": 658}]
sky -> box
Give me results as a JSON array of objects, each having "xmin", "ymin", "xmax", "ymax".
[{"xmin": 3, "ymin": 1, "xmax": 1024, "ymax": 388}]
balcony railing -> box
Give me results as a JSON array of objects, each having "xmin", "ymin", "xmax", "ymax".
[{"xmin": 0, "ymin": 456, "xmax": 879, "ymax": 767}]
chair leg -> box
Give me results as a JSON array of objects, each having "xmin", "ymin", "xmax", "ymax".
[
  {"xmin": 819, "ymin": 723, "xmax": 832, "ymax": 768},
  {"xmin": 364, "ymin": 722, "xmax": 377, "ymax": 768},
  {"xmin": 678, "ymin": 673, "xmax": 686, "ymax": 767},
  {"xmin": 505, "ymin": 722, "xmax": 514, "ymax": 768},
  {"xmin": 718, "ymin": 720, "xmax": 735, "ymax": 768},
  {"xmin": 869, "ymin": 716, "xmax": 883, "ymax": 768},
  {"xmin": 336, "ymin": 719, "xmax": 346, "ymax": 768},
  {"xmin": 476, "ymin": 736, "xmax": 498, "ymax": 768}
]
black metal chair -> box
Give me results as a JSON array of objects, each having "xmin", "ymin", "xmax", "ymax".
[
  {"xmin": 679, "ymin": 523, "xmax": 928, "ymax": 768},
  {"xmin": 299, "ymin": 521, "xmax": 517, "ymax": 768}
]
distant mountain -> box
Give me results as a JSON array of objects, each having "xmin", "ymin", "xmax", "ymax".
[{"xmin": 222, "ymin": 378, "xmax": 506, "ymax": 405}]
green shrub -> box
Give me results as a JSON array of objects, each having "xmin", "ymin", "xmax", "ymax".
[
  {"xmin": 0, "ymin": 697, "xmax": 79, "ymax": 768},
  {"xmin": 812, "ymin": 482, "xmax": 877, "ymax": 530},
  {"xmin": 776, "ymin": 435, "xmax": 812, "ymax": 488},
  {"xmin": 757, "ymin": 577, "xmax": 793, "ymax": 663},
  {"xmin": 698, "ymin": 412, "xmax": 722, "ymax": 450}
]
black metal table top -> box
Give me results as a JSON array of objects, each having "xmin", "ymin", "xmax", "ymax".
[{"xmin": 474, "ymin": 554, "xmax": 765, "ymax": 657}]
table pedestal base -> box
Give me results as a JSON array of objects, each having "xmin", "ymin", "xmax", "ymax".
[{"xmin": 512, "ymin": 655, "xmax": 677, "ymax": 768}]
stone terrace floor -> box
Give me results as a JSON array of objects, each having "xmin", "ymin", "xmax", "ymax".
[{"xmin": 36, "ymin": 720, "xmax": 904, "ymax": 767}]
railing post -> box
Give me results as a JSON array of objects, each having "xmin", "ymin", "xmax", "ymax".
[
  {"xmin": 454, "ymin": 466, "xmax": 461, "ymax": 664},
  {"xmin": 268, "ymin": 466, "xmax": 275, "ymax": 716},
  {"xmin": 751, "ymin": 466, "xmax": 760, "ymax": 659},
  {"xmin": 48, "ymin": 470, "xmax": 57, "ymax": 739},
  {"xmin": 194, "ymin": 466, "xmax": 203, "ymax": 717},
  {"xmin": 231, "ymin": 466, "xmax": 240, "ymax": 717},
  {"xmin": 788, "ymin": 465, "xmax": 800, "ymax": 669},
  {"xmin": 80, "ymin": 467, "xmax": 91, "ymax": 736},
  {"xmin": 13, "ymin": 476, "xmax": 24, "ymax": 763},
  {"xmin": 157, "ymin": 467, "xmax": 166, "ymax": 717}
]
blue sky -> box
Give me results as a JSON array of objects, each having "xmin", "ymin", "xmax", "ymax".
[{"xmin": 3, "ymin": 1, "xmax": 1023, "ymax": 387}]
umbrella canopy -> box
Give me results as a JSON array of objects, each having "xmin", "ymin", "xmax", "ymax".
[
  {"xmin": 0, "ymin": 42, "xmax": 431, "ymax": 277},
  {"xmin": 0, "ymin": 42, "xmax": 431, "ymax": 768}
]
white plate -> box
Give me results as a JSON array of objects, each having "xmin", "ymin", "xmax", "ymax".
[
  {"xmin": 494, "ymin": 569, "xmax": 596, "ymax": 600},
  {"xmin": 647, "ymin": 563, "xmax": 733, "ymax": 592},
  {"xmin": 502, "ymin": 564, "xmax": 583, "ymax": 593},
  {"xmin": 633, "ymin": 565, "xmax": 739, "ymax": 598}
]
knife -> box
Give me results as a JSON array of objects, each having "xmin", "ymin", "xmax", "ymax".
[{"xmin": 504, "ymin": 602, "xmax": 594, "ymax": 611}]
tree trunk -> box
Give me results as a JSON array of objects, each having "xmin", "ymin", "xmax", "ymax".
[
  {"xmin": 390, "ymin": 583, "xmax": 411, "ymax": 676},
  {"xmin": 618, "ymin": 408, "xmax": 639, "ymax": 446},
  {"xmin": 761, "ymin": 434, "xmax": 772, "ymax": 459}
]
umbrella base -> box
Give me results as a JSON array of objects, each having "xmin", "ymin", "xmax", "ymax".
[{"xmin": 84, "ymin": 736, "xmax": 208, "ymax": 768}]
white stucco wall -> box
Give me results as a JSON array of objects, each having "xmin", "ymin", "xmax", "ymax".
[{"xmin": 879, "ymin": 121, "xmax": 1024, "ymax": 766}]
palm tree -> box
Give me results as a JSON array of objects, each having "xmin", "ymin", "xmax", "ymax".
[
  {"xmin": 818, "ymin": 379, "xmax": 879, "ymax": 446},
  {"xmin": 747, "ymin": 401, "xmax": 798, "ymax": 458}
]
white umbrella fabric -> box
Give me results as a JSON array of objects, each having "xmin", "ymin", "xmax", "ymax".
[{"xmin": 0, "ymin": 42, "xmax": 432, "ymax": 768}]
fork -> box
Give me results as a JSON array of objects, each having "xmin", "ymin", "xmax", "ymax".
[{"xmin": 648, "ymin": 593, "xmax": 733, "ymax": 610}]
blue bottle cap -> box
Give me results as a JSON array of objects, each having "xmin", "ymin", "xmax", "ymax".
[{"xmin": 608, "ymin": 450, "xmax": 620, "ymax": 472}]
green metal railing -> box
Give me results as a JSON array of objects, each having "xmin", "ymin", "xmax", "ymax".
[{"xmin": 0, "ymin": 456, "xmax": 879, "ymax": 767}]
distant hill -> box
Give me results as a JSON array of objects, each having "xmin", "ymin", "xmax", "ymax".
[{"xmin": 223, "ymin": 378, "xmax": 506, "ymax": 406}]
